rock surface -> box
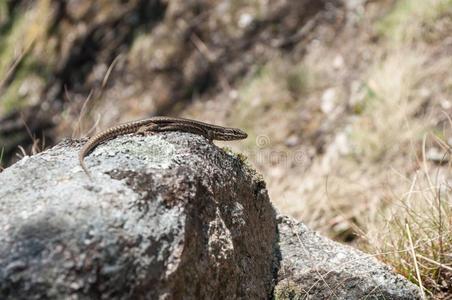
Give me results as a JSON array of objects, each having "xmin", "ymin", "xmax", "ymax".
[
  {"xmin": 274, "ymin": 216, "xmax": 421, "ymax": 299},
  {"xmin": 0, "ymin": 132, "xmax": 420, "ymax": 299},
  {"xmin": 0, "ymin": 132, "xmax": 277, "ymax": 299}
]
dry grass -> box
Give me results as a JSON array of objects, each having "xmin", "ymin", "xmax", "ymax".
[
  {"xmin": 357, "ymin": 1, "xmax": 452, "ymax": 296},
  {"xmin": 71, "ymin": 54, "xmax": 123, "ymax": 138},
  {"xmin": 289, "ymin": 44, "xmax": 450, "ymax": 298},
  {"xmin": 376, "ymin": 0, "xmax": 452, "ymax": 44},
  {"xmin": 0, "ymin": 147, "xmax": 4, "ymax": 171},
  {"xmin": 361, "ymin": 133, "xmax": 451, "ymax": 297},
  {"xmin": 219, "ymin": 0, "xmax": 452, "ymax": 297},
  {"xmin": 350, "ymin": 49, "xmax": 427, "ymax": 162},
  {"xmin": 233, "ymin": 58, "xmax": 310, "ymax": 148}
]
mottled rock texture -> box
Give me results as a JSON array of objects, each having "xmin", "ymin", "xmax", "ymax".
[
  {"xmin": 0, "ymin": 132, "xmax": 420, "ymax": 299},
  {"xmin": 274, "ymin": 216, "xmax": 421, "ymax": 299},
  {"xmin": 0, "ymin": 132, "xmax": 277, "ymax": 299}
]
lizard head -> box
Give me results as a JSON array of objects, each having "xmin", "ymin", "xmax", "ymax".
[{"xmin": 214, "ymin": 127, "xmax": 248, "ymax": 141}]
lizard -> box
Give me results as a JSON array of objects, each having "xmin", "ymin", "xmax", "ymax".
[{"xmin": 78, "ymin": 116, "xmax": 248, "ymax": 178}]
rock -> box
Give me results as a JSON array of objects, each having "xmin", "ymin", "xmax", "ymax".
[
  {"xmin": 0, "ymin": 132, "xmax": 277, "ymax": 299},
  {"xmin": 274, "ymin": 216, "xmax": 421, "ymax": 299},
  {"xmin": 0, "ymin": 132, "xmax": 420, "ymax": 299}
]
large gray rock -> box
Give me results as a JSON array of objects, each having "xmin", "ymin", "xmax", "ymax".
[
  {"xmin": 0, "ymin": 132, "xmax": 420, "ymax": 299},
  {"xmin": 0, "ymin": 133, "xmax": 277, "ymax": 299},
  {"xmin": 274, "ymin": 216, "xmax": 421, "ymax": 299}
]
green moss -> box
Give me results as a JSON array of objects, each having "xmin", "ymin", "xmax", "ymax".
[
  {"xmin": 236, "ymin": 152, "xmax": 248, "ymax": 163},
  {"xmin": 222, "ymin": 146, "xmax": 248, "ymax": 162},
  {"xmin": 221, "ymin": 146, "xmax": 261, "ymax": 182},
  {"xmin": 221, "ymin": 146, "xmax": 233, "ymax": 154},
  {"xmin": 274, "ymin": 281, "xmax": 305, "ymax": 300}
]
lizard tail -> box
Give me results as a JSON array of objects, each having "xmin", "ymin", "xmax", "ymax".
[{"xmin": 79, "ymin": 143, "xmax": 93, "ymax": 180}]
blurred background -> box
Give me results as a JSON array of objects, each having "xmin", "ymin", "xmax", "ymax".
[{"xmin": 0, "ymin": 0, "xmax": 451, "ymax": 297}]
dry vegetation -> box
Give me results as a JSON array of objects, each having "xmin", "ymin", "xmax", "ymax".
[
  {"xmin": 204, "ymin": 0, "xmax": 452, "ymax": 297},
  {"xmin": 0, "ymin": 0, "xmax": 52, "ymax": 113}
]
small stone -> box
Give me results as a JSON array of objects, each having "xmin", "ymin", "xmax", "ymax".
[
  {"xmin": 238, "ymin": 13, "xmax": 253, "ymax": 28},
  {"xmin": 321, "ymin": 88, "xmax": 337, "ymax": 114}
]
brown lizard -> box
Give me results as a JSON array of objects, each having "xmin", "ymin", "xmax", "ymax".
[{"xmin": 79, "ymin": 116, "xmax": 248, "ymax": 178}]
